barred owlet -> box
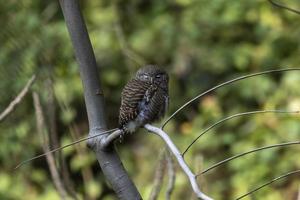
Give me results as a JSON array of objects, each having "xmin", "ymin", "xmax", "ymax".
[{"xmin": 119, "ymin": 65, "xmax": 169, "ymax": 133}]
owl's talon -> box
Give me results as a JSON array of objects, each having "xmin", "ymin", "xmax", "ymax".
[{"xmin": 119, "ymin": 133, "xmax": 124, "ymax": 143}]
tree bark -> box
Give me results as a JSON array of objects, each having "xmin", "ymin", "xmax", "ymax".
[{"xmin": 58, "ymin": 1, "xmax": 142, "ymax": 199}]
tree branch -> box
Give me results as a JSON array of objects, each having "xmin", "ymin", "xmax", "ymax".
[
  {"xmin": 144, "ymin": 124, "xmax": 213, "ymax": 200},
  {"xmin": 148, "ymin": 149, "xmax": 166, "ymax": 200},
  {"xmin": 101, "ymin": 129, "xmax": 123, "ymax": 148},
  {"xmin": 165, "ymin": 151, "xmax": 176, "ymax": 200},
  {"xmin": 33, "ymin": 92, "xmax": 69, "ymax": 199},
  {"xmin": 182, "ymin": 110, "xmax": 299, "ymax": 156},
  {"xmin": 268, "ymin": 0, "xmax": 300, "ymax": 15},
  {"xmin": 14, "ymin": 128, "xmax": 117, "ymax": 169},
  {"xmin": 161, "ymin": 68, "xmax": 300, "ymax": 129},
  {"xmin": 199, "ymin": 141, "xmax": 300, "ymax": 175},
  {"xmin": 235, "ymin": 169, "xmax": 300, "ymax": 199},
  {"xmin": 0, "ymin": 74, "xmax": 36, "ymax": 122},
  {"xmin": 58, "ymin": 1, "xmax": 141, "ymax": 199}
]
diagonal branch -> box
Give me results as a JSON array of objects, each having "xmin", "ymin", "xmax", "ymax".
[
  {"xmin": 235, "ymin": 169, "xmax": 300, "ymax": 200},
  {"xmin": 161, "ymin": 68, "xmax": 300, "ymax": 129},
  {"xmin": 199, "ymin": 141, "xmax": 300, "ymax": 175},
  {"xmin": 144, "ymin": 124, "xmax": 213, "ymax": 200},
  {"xmin": 182, "ymin": 110, "xmax": 299, "ymax": 156},
  {"xmin": 268, "ymin": 0, "xmax": 300, "ymax": 15},
  {"xmin": 0, "ymin": 74, "xmax": 36, "ymax": 122}
]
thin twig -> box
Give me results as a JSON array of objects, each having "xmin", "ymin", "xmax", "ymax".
[
  {"xmin": 0, "ymin": 74, "xmax": 36, "ymax": 122},
  {"xmin": 33, "ymin": 92, "xmax": 68, "ymax": 200},
  {"xmin": 268, "ymin": 0, "xmax": 300, "ymax": 15},
  {"xmin": 14, "ymin": 128, "xmax": 118, "ymax": 169},
  {"xmin": 161, "ymin": 68, "xmax": 300, "ymax": 129},
  {"xmin": 165, "ymin": 150, "xmax": 176, "ymax": 200},
  {"xmin": 144, "ymin": 124, "xmax": 213, "ymax": 200},
  {"xmin": 148, "ymin": 149, "xmax": 166, "ymax": 200},
  {"xmin": 199, "ymin": 141, "xmax": 300, "ymax": 175},
  {"xmin": 182, "ymin": 110, "xmax": 299, "ymax": 156},
  {"xmin": 235, "ymin": 169, "xmax": 300, "ymax": 200}
]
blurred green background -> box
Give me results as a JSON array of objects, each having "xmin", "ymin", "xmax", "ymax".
[{"xmin": 1, "ymin": 0, "xmax": 300, "ymax": 199}]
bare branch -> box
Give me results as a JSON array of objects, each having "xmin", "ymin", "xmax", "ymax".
[
  {"xmin": 14, "ymin": 128, "xmax": 117, "ymax": 169},
  {"xmin": 199, "ymin": 141, "xmax": 300, "ymax": 175},
  {"xmin": 33, "ymin": 92, "xmax": 68, "ymax": 199},
  {"xmin": 268, "ymin": 0, "xmax": 300, "ymax": 15},
  {"xmin": 148, "ymin": 149, "xmax": 166, "ymax": 200},
  {"xmin": 161, "ymin": 68, "xmax": 300, "ymax": 129},
  {"xmin": 235, "ymin": 169, "xmax": 300, "ymax": 200},
  {"xmin": 165, "ymin": 151, "xmax": 176, "ymax": 200},
  {"xmin": 144, "ymin": 124, "xmax": 213, "ymax": 200},
  {"xmin": 182, "ymin": 110, "xmax": 299, "ymax": 156},
  {"xmin": 0, "ymin": 74, "xmax": 36, "ymax": 122},
  {"xmin": 100, "ymin": 129, "xmax": 123, "ymax": 148}
]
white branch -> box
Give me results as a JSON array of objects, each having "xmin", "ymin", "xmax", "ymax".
[{"xmin": 144, "ymin": 124, "xmax": 213, "ymax": 200}]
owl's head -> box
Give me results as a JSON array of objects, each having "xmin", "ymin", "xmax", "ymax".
[{"xmin": 136, "ymin": 65, "xmax": 169, "ymax": 87}]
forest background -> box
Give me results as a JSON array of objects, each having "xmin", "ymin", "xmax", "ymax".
[{"xmin": 1, "ymin": 0, "xmax": 300, "ymax": 199}]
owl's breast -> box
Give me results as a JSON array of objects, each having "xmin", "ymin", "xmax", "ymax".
[{"xmin": 137, "ymin": 87, "xmax": 168, "ymax": 124}]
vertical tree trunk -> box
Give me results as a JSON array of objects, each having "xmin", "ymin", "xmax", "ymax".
[{"xmin": 58, "ymin": 1, "xmax": 141, "ymax": 199}]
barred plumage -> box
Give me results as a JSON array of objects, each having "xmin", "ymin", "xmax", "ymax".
[{"xmin": 119, "ymin": 65, "xmax": 169, "ymax": 132}]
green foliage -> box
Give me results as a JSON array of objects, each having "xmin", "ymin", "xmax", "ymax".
[{"xmin": 1, "ymin": 0, "xmax": 300, "ymax": 199}]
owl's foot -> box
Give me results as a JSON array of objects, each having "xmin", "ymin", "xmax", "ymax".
[{"xmin": 125, "ymin": 121, "xmax": 138, "ymax": 133}]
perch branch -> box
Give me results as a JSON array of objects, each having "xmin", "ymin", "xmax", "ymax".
[
  {"xmin": 199, "ymin": 141, "xmax": 300, "ymax": 175},
  {"xmin": 0, "ymin": 74, "xmax": 36, "ymax": 122},
  {"xmin": 144, "ymin": 124, "xmax": 213, "ymax": 200},
  {"xmin": 235, "ymin": 169, "xmax": 300, "ymax": 199},
  {"xmin": 183, "ymin": 110, "xmax": 299, "ymax": 156},
  {"xmin": 101, "ymin": 129, "xmax": 123, "ymax": 148},
  {"xmin": 161, "ymin": 68, "xmax": 300, "ymax": 129}
]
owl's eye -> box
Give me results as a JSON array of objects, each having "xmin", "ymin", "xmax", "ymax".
[{"xmin": 143, "ymin": 75, "xmax": 149, "ymax": 79}]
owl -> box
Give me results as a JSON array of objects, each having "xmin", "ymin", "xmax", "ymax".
[{"xmin": 119, "ymin": 65, "xmax": 169, "ymax": 133}]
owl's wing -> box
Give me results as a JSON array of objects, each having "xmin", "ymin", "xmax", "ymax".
[{"xmin": 119, "ymin": 79, "xmax": 152, "ymax": 127}]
